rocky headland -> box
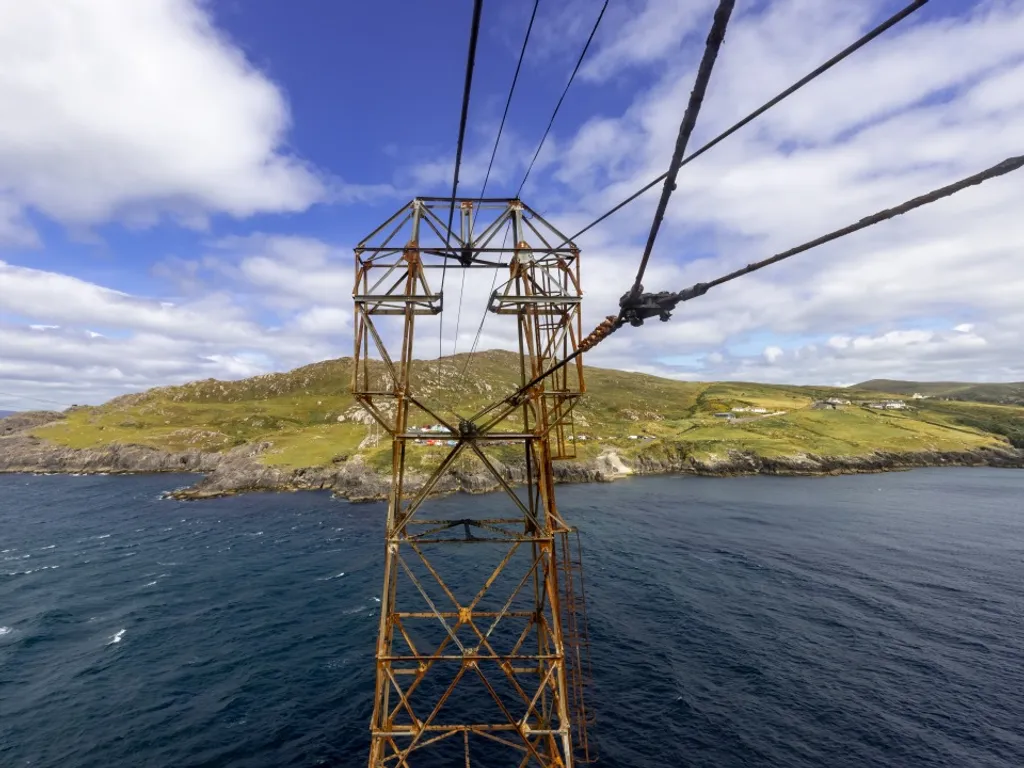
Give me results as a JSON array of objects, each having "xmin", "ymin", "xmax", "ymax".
[{"xmin": 3, "ymin": 410, "xmax": 1021, "ymax": 503}]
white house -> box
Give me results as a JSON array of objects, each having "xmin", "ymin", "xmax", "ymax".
[{"xmin": 870, "ymin": 401, "xmax": 907, "ymax": 410}]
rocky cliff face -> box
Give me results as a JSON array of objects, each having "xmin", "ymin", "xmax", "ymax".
[
  {"xmin": 0, "ymin": 413, "xmax": 220, "ymax": 476},
  {"xmin": 683, "ymin": 447, "xmax": 1024, "ymax": 475},
  {"xmin": 1, "ymin": 411, "xmax": 66, "ymax": 436},
  {"xmin": 164, "ymin": 451, "xmax": 610, "ymax": 502},
  {"xmin": 3, "ymin": 410, "xmax": 1022, "ymax": 503},
  {"xmin": 0, "ymin": 434, "xmax": 223, "ymax": 475}
]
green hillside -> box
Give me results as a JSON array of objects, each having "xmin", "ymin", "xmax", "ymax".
[
  {"xmin": 855, "ymin": 379, "xmax": 1024, "ymax": 406},
  {"xmin": 28, "ymin": 351, "xmax": 1024, "ymax": 469}
]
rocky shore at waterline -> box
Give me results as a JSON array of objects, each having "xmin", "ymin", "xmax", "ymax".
[{"xmin": 3, "ymin": 420, "xmax": 1022, "ymax": 503}]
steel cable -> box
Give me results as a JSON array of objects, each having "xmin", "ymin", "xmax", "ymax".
[
  {"xmin": 437, "ymin": 0, "xmax": 484, "ymax": 381},
  {"xmin": 685, "ymin": 154, "xmax": 1024, "ymax": 298},
  {"xmin": 459, "ymin": 0, "xmax": 608, "ymax": 382},
  {"xmin": 453, "ymin": 0, "xmax": 540, "ymax": 360},
  {"xmin": 625, "ymin": 0, "xmax": 735, "ymax": 303},
  {"xmin": 516, "ymin": 0, "xmax": 608, "ymax": 198},
  {"xmin": 553, "ymin": 0, "xmax": 930, "ymax": 252},
  {"xmin": 474, "ymin": 154, "xmax": 1024, "ymax": 420}
]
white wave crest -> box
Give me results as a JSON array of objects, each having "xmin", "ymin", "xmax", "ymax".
[
  {"xmin": 5, "ymin": 565, "xmax": 60, "ymax": 576},
  {"xmin": 107, "ymin": 629, "xmax": 126, "ymax": 645}
]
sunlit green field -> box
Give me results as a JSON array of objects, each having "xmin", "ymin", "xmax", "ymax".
[{"xmin": 32, "ymin": 351, "xmax": 1022, "ymax": 468}]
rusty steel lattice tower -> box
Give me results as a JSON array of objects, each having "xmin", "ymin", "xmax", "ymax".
[{"xmin": 352, "ymin": 197, "xmax": 595, "ymax": 766}]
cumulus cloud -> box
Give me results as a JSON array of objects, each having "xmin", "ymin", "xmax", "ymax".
[
  {"xmin": 3, "ymin": 0, "xmax": 1024, "ymax": 411},
  {"xmin": 0, "ymin": 261, "xmax": 257, "ymax": 343},
  {"xmin": 0, "ymin": 250, "xmax": 351, "ymax": 408},
  {"xmin": 0, "ymin": 0, "xmax": 325, "ymax": 241},
  {"xmin": 580, "ymin": 0, "xmax": 715, "ymax": 82},
  {"xmin": 539, "ymin": 0, "xmax": 1024, "ymax": 385}
]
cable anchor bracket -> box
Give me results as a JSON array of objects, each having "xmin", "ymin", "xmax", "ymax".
[{"xmin": 617, "ymin": 282, "xmax": 710, "ymax": 327}]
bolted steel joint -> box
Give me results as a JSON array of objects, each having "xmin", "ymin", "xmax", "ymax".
[{"xmin": 619, "ymin": 288, "xmax": 682, "ymax": 326}]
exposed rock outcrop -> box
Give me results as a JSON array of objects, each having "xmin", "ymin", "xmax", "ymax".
[
  {"xmin": 166, "ymin": 444, "xmax": 1024, "ymax": 501},
  {"xmin": 1, "ymin": 411, "xmax": 66, "ymax": 436},
  {"xmin": 0, "ymin": 433, "xmax": 223, "ymax": 474},
  {"xmin": 685, "ymin": 447, "xmax": 1024, "ymax": 475},
  {"xmin": 3, "ymin": 418, "xmax": 1022, "ymax": 503}
]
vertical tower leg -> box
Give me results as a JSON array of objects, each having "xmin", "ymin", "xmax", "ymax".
[{"xmin": 355, "ymin": 198, "xmax": 593, "ymax": 766}]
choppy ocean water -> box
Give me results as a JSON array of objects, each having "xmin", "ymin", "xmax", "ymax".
[{"xmin": 2, "ymin": 468, "xmax": 1023, "ymax": 767}]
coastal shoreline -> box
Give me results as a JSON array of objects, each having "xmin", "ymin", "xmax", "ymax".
[{"xmin": 3, "ymin": 434, "xmax": 1022, "ymax": 503}]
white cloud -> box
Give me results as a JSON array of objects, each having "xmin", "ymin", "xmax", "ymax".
[
  {"xmin": 206, "ymin": 234, "xmax": 352, "ymax": 309},
  {"xmin": 580, "ymin": 0, "xmax": 715, "ymax": 82},
  {"xmin": 538, "ymin": 0, "xmax": 1024, "ymax": 384},
  {"xmin": 4, "ymin": 0, "xmax": 1024, "ymax": 411},
  {"xmin": 714, "ymin": 322, "xmax": 1014, "ymax": 385},
  {"xmin": 400, "ymin": 127, "xmax": 544, "ymax": 201},
  {"xmin": 0, "ymin": 260, "xmax": 257, "ymax": 342},
  {"xmin": 0, "ymin": 252, "xmax": 354, "ymax": 408},
  {"xmin": 293, "ymin": 306, "xmax": 350, "ymax": 336},
  {"xmin": 0, "ymin": 0, "xmax": 325, "ymax": 241},
  {"xmin": 743, "ymin": 2, "xmax": 1024, "ymax": 144}
]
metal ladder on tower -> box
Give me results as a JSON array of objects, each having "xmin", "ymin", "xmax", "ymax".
[{"xmin": 559, "ymin": 527, "xmax": 597, "ymax": 764}]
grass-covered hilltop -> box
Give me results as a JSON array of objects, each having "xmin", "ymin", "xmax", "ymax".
[{"xmin": 2, "ymin": 351, "xmax": 1022, "ymax": 500}]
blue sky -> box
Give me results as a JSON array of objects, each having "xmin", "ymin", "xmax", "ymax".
[{"xmin": 1, "ymin": 0, "xmax": 1022, "ymax": 410}]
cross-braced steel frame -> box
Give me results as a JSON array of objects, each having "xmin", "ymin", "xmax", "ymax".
[{"xmin": 353, "ymin": 198, "xmax": 595, "ymax": 766}]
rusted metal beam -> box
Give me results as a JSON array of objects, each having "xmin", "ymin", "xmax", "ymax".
[{"xmin": 355, "ymin": 197, "xmax": 595, "ymax": 766}]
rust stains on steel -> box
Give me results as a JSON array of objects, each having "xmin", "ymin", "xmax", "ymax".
[
  {"xmin": 578, "ymin": 316, "xmax": 622, "ymax": 353},
  {"xmin": 353, "ymin": 197, "xmax": 596, "ymax": 766}
]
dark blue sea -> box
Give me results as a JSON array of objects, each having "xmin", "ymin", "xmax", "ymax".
[{"xmin": 2, "ymin": 469, "xmax": 1023, "ymax": 767}]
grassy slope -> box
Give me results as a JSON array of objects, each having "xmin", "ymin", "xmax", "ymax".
[
  {"xmin": 31, "ymin": 351, "xmax": 1020, "ymax": 468},
  {"xmin": 856, "ymin": 379, "xmax": 1024, "ymax": 405}
]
